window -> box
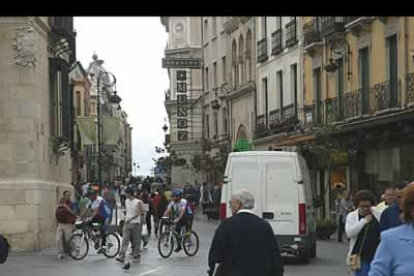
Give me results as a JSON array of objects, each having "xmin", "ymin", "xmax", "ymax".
[
  {"xmin": 76, "ymin": 91, "xmax": 81, "ymax": 116},
  {"xmin": 205, "ymin": 66, "xmax": 209, "ymax": 91},
  {"xmin": 313, "ymin": 68, "xmax": 322, "ymax": 124},
  {"xmin": 277, "ymin": 70, "xmax": 283, "ymax": 118},
  {"xmin": 213, "ymin": 62, "xmax": 217, "ymax": 88},
  {"xmin": 261, "ymin": 17, "xmax": 267, "ymax": 39},
  {"xmin": 359, "ymin": 47, "xmax": 370, "ymax": 114},
  {"xmin": 263, "ymin": 77, "xmax": 269, "ymax": 125},
  {"xmin": 222, "ymin": 56, "xmax": 226, "ymax": 83},
  {"xmin": 336, "ymin": 58, "xmax": 344, "ymax": 118},
  {"xmin": 388, "ymin": 35, "xmax": 398, "ymax": 108},
  {"xmin": 49, "ymin": 58, "xmax": 72, "ymax": 142},
  {"xmin": 212, "ymin": 17, "xmax": 217, "ymax": 36},
  {"xmin": 223, "ymin": 107, "xmax": 228, "ymax": 133},
  {"xmin": 91, "ymin": 102, "xmax": 96, "ymax": 115},
  {"xmin": 291, "ymin": 64, "xmax": 298, "ymax": 117}
]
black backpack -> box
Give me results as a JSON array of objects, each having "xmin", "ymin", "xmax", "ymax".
[{"xmin": 0, "ymin": 233, "xmax": 10, "ymax": 264}]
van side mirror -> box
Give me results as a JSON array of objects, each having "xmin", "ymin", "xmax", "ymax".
[{"xmin": 223, "ymin": 177, "xmax": 231, "ymax": 184}]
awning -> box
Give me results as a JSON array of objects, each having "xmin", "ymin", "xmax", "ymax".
[
  {"xmin": 76, "ymin": 116, "xmax": 121, "ymax": 145},
  {"xmin": 272, "ymin": 133, "xmax": 316, "ymax": 147},
  {"xmin": 233, "ymin": 138, "xmax": 252, "ymax": 151}
]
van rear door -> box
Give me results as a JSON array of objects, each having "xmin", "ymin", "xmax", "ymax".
[
  {"xmin": 226, "ymin": 155, "xmax": 262, "ymax": 218},
  {"xmin": 263, "ymin": 155, "xmax": 299, "ymax": 236}
]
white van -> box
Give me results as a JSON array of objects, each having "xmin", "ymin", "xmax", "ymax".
[{"xmin": 220, "ymin": 151, "xmax": 316, "ymax": 262}]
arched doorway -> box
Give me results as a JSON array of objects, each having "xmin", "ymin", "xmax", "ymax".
[{"xmin": 233, "ymin": 125, "xmax": 251, "ymax": 151}]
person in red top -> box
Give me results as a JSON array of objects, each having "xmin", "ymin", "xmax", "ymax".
[
  {"xmin": 151, "ymin": 189, "xmax": 163, "ymax": 235},
  {"xmin": 56, "ymin": 190, "xmax": 76, "ymax": 259}
]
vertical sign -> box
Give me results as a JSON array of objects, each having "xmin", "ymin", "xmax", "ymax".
[{"xmin": 176, "ymin": 70, "xmax": 188, "ymax": 141}]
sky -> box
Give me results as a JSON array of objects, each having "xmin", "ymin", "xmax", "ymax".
[{"xmin": 74, "ymin": 17, "xmax": 169, "ymax": 176}]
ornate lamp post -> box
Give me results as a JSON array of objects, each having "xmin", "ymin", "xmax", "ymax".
[{"xmin": 96, "ymin": 70, "xmax": 121, "ymax": 194}]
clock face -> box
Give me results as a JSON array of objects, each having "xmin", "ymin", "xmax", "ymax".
[{"xmin": 174, "ymin": 22, "xmax": 184, "ymax": 36}]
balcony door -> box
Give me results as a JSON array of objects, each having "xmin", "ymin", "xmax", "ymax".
[
  {"xmin": 336, "ymin": 58, "xmax": 344, "ymax": 119},
  {"xmin": 313, "ymin": 68, "xmax": 322, "ymax": 124},
  {"xmin": 388, "ymin": 35, "xmax": 398, "ymax": 108},
  {"xmin": 359, "ymin": 47, "xmax": 370, "ymax": 114}
]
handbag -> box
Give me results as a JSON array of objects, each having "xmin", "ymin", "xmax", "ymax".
[{"xmin": 348, "ymin": 223, "xmax": 370, "ymax": 271}]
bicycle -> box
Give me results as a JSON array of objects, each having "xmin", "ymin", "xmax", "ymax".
[
  {"xmin": 67, "ymin": 219, "xmax": 120, "ymax": 260},
  {"xmin": 157, "ymin": 216, "xmax": 199, "ymax": 258}
]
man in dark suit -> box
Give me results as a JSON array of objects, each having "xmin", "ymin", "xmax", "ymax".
[{"xmin": 208, "ymin": 189, "xmax": 284, "ymax": 276}]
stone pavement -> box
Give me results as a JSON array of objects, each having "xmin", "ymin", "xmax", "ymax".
[{"xmin": 2, "ymin": 213, "xmax": 350, "ymax": 276}]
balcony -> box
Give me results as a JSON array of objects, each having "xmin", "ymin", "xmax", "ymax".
[
  {"xmin": 49, "ymin": 17, "xmax": 76, "ymax": 62},
  {"xmin": 325, "ymin": 97, "xmax": 345, "ymax": 123},
  {"xmin": 320, "ymin": 17, "xmax": 346, "ymax": 37},
  {"xmin": 374, "ymin": 80, "xmax": 401, "ymax": 113},
  {"xmin": 254, "ymin": 111, "xmax": 299, "ymax": 139},
  {"xmin": 345, "ymin": 17, "xmax": 373, "ymax": 36},
  {"xmin": 271, "ymin": 29, "xmax": 283, "ymax": 56},
  {"xmin": 285, "ymin": 19, "xmax": 298, "ymax": 48},
  {"xmin": 300, "ymin": 102, "xmax": 324, "ymax": 127},
  {"xmin": 257, "ymin": 38, "xmax": 268, "ymax": 63},
  {"xmin": 406, "ymin": 72, "xmax": 414, "ymax": 107},
  {"xmin": 303, "ymin": 18, "xmax": 322, "ymax": 46}
]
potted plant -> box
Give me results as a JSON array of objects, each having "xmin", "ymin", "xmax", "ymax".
[{"xmin": 316, "ymin": 218, "xmax": 338, "ymax": 240}]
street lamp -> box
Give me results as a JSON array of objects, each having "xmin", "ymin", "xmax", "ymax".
[{"xmin": 97, "ymin": 70, "xmax": 122, "ymax": 195}]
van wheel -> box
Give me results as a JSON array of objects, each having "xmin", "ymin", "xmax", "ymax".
[{"xmin": 310, "ymin": 242, "xmax": 317, "ymax": 259}]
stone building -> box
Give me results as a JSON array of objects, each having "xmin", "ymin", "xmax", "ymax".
[
  {"xmin": 0, "ymin": 17, "xmax": 76, "ymax": 250},
  {"xmin": 161, "ymin": 17, "xmax": 206, "ymax": 188}
]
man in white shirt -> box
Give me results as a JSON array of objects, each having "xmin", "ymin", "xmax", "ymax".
[{"xmin": 116, "ymin": 187, "xmax": 142, "ymax": 263}]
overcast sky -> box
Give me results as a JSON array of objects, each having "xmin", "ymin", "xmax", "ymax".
[{"xmin": 74, "ymin": 17, "xmax": 169, "ymax": 176}]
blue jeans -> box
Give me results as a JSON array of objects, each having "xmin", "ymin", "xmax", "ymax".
[{"xmin": 354, "ymin": 261, "xmax": 370, "ymax": 276}]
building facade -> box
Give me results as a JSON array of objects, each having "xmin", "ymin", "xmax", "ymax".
[
  {"xmin": 253, "ymin": 17, "xmax": 303, "ymax": 151},
  {"xmin": 0, "ymin": 17, "xmax": 76, "ymax": 250},
  {"xmin": 161, "ymin": 17, "xmax": 206, "ymax": 188}
]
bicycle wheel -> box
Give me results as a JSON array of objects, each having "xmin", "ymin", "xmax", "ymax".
[
  {"xmin": 183, "ymin": 231, "xmax": 199, "ymax": 257},
  {"xmin": 67, "ymin": 233, "xmax": 89, "ymax": 260},
  {"xmin": 102, "ymin": 233, "xmax": 121, "ymax": 258},
  {"xmin": 158, "ymin": 231, "xmax": 174, "ymax": 258}
]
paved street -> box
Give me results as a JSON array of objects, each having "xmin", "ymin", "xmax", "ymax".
[{"xmin": 2, "ymin": 215, "xmax": 349, "ymax": 276}]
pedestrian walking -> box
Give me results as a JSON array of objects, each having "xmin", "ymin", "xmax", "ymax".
[
  {"xmin": 379, "ymin": 182, "xmax": 408, "ymax": 232},
  {"xmin": 376, "ymin": 185, "xmax": 396, "ymax": 213},
  {"xmin": 120, "ymin": 184, "xmax": 127, "ymax": 208},
  {"xmin": 141, "ymin": 190, "xmax": 152, "ymax": 236},
  {"xmin": 200, "ymin": 182, "xmax": 212, "ymax": 215},
  {"xmin": 82, "ymin": 182, "xmax": 90, "ymax": 197},
  {"xmin": 151, "ymin": 189, "xmax": 162, "ymax": 235},
  {"xmin": 77, "ymin": 193, "xmax": 91, "ymax": 217},
  {"xmin": 103, "ymin": 186, "xmax": 116, "ymax": 224},
  {"xmin": 368, "ymin": 183, "xmax": 414, "ymax": 276},
  {"xmin": 55, "ymin": 190, "xmax": 76, "ymax": 259},
  {"xmin": 338, "ymin": 190, "xmax": 353, "ymax": 243},
  {"xmin": 116, "ymin": 187, "xmax": 143, "ymax": 264},
  {"xmin": 346, "ymin": 190, "xmax": 381, "ymax": 276},
  {"xmin": 208, "ymin": 189, "xmax": 284, "ymax": 276}
]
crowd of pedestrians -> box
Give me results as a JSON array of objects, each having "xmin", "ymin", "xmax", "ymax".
[{"xmin": 335, "ymin": 181, "xmax": 414, "ymax": 276}]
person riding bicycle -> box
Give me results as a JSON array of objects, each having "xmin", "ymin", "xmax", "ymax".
[
  {"xmin": 163, "ymin": 189, "xmax": 194, "ymax": 252},
  {"xmin": 80, "ymin": 189, "xmax": 112, "ymax": 254}
]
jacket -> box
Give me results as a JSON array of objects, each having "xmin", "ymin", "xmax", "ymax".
[
  {"xmin": 368, "ymin": 224, "xmax": 414, "ymax": 276},
  {"xmin": 379, "ymin": 203, "xmax": 403, "ymax": 232},
  {"xmin": 345, "ymin": 207, "xmax": 381, "ymax": 265},
  {"xmin": 208, "ymin": 211, "xmax": 284, "ymax": 276}
]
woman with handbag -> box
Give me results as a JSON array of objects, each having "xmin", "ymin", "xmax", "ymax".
[
  {"xmin": 368, "ymin": 183, "xmax": 414, "ymax": 276},
  {"xmin": 346, "ymin": 190, "xmax": 381, "ymax": 276}
]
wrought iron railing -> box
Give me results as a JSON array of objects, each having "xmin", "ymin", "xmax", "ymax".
[
  {"xmin": 300, "ymin": 101, "xmax": 324, "ymax": 127},
  {"xmin": 303, "ymin": 18, "xmax": 322, "ymax": 46},
  {"xmin": 325, "ymin": 97, "xmax": 345, "ymax": 123},
  {"xmin": 257, "ymin": 38, "xmax": 268, "ymax": 63},
  {"xmin": 406, "ymin": 72, "xmax": 414, "ymax": 104},
  {"xmin": 271, "ymin": 29, "xmax": 283, "ymax": 55},
  {"xmin": 320, "ymin": 17, "xmax": 346, "ymax": 37},
  {"xmin": 374, "ymin": 80, "xmax": 400, "ymax": 112},
  {"xmin": 344, "ymin": 90, "xmax": 361, "ymax": 118},
  {"xmin": 285, "ymin": 19, "xmax": 298, "ymax": 47}
]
